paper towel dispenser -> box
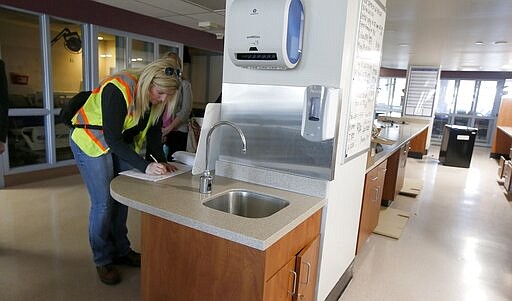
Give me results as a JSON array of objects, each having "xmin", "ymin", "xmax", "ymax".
[
  {"xmin": 301, "ymin": 85, "xmax": 339, "ymax": 142},
  {"xmin": 226, "ymin": 0, "xmax": 304, "ymax": 69}
]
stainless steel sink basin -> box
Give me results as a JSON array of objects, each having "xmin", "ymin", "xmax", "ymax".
[{"xmin": 203, "ymin": 190, "xmax": 289, "ymax": 218}]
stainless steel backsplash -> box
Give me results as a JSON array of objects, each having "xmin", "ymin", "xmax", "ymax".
[{"xmin": 218, "ymin": 83, "xmax": 339, "ymax": 180}]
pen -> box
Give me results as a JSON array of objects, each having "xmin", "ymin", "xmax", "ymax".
[{"xmin": 149, "ymin": 154, "xmax": 158, "ymax": 163}]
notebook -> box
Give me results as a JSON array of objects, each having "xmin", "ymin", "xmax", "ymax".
[{"xmin": 119, "ymin": 162, "xmax": 192, "ymax": 182}]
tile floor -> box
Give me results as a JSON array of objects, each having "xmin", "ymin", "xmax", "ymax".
[
  {"xmin": 0, "ymin": 146, "xmax": 511, "ymax": 300},
  {"xmin": 340, "ymin": 146, "xmax": 512, "ymax": 301}
]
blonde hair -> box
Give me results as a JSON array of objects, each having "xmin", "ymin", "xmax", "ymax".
[
  {"xmin": 160, "ymin": 51, "xmax": 183, "ymax": 70},
  {"xmin": 130, "ymin": 57, "xmax": 181, "ymax": 124}
]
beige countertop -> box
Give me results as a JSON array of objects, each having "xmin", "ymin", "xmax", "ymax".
[
  {"xmin": 111, "ymin": 172, "xmax": 325, "ymax": 250},
  {"xmin": 366, "ymin": 122, "xmax": 429, "ymax": 173},
  {"xmin": 497, "ymin": 126, "xmax": 512, "ymax": 138}
]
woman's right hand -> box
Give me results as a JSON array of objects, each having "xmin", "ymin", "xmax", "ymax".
[{"xmin": 145, "ymin": 162, "xmax": 167, "ymax": 175}]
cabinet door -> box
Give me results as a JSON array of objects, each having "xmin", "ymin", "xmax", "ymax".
[
  {"xmin": 264, "ymin": 257, "xmax": 296, "ymax": 301},
  {"xmin": 357, "ymin": 162, "xmax": 384, "ymax": 254},
  {"xmin": 294, "ymin": 235, "xmax": 321, "ymax": 301}
]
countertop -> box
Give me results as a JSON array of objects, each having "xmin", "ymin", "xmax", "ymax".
[
  {"xmin": 110, "ymin": 172, "xmax": 325, "ymax": 251},
  {"xmin": 497, "ymin": 126, "xmax": 512, "ymax": 138},
  {"xmin": 366, "ymin": 122, "xmax": 429, "ymax": 173}
]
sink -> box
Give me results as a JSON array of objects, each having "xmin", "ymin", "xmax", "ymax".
[{"xmin": 203, "ymin": 190, "xmax": 289, "ymax": 218}]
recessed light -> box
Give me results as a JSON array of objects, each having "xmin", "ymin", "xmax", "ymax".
[
  {"xmin": 494, "ymin": 40, "xmax": 508, "ymax": 45},
  {"xmin": 398, "ymin": 43, "xmax": 409, "ymax": 47},
  {"xmin": 474, "ymin": 41, "xmax": 484, "ymax": 45},
  {"xmin": 97, "ymin": 36, "xmax": 104, "ymax": 40}
]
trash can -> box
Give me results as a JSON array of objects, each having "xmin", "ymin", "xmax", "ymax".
[{"xmin": 439, "ymin": 125, "xmax": 478, "ymax": 168}]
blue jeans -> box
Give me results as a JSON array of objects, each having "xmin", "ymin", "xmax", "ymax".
[{"xmin": 70, "ymin": 137, "xmax": 132, "ymax": 266}]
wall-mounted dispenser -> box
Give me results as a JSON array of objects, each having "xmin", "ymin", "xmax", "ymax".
[
  {"xmin": 226, "ymin": 0, "xmax": 304, "ymax": 70},
  {"xmin": 301, "ymin": 85, "xmax": 339, "ymax": 142}
]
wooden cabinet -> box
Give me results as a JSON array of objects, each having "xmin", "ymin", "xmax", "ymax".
[
  {"xmin": 382, "ymin": 142, "xmax": 410, "ymax": 205},
  {"xmin": 491, "ymin": 98, "xmax": 512, "ymax": 158},
  {"xmin": 264, "ymin": 256, "xmax": 297, "ymax": 301},
  {"xmin": 294, "ymin": 235, "xmax": 321, "ymax": 301},
  {"xmin": 408, "ymin": 126, "xmax": 428, "ymax": 159},
  {"xmin": 356, "ymin": 160, "xmax": 387, "ymax": 254},
  {"xmin": 264, "ymin": 235, "xmax": 320, "ymax": 301},
  {"xmin": 141, "ymin": 210, "xmax": 322, "ymax": 301}
]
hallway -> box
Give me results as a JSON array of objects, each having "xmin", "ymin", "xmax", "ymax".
[
  {"xmin": 0, "ymin": 146, "xmax": 511, "ymax": 300},
  {"xmin": 340, "ymin": 146, "xmax": 512, "ymax": 301}
]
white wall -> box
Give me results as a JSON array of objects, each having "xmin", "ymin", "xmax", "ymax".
[{"xmin": 316, "ymin": 0, "xmax": 367, "ymax": 298}]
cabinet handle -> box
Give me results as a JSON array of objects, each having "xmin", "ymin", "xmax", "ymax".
[
  {"xmin": 374, "ymin": 187, "xmax": 380, "ymax": 201},
  {"xmin": 289, "ymin": 270, "xmax": 297, "ymax": 296},
  {"xmin": 302, "ymin": 262, "xmax": 312, "ymax": 285},
  {"xmin": 371, "ymin": 176, "xmax": 378, "ymax": 181}
]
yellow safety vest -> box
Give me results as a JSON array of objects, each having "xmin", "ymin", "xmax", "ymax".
[{"xmin": 70, "ymin": 72, "xmax": 154, "ymax": 157}]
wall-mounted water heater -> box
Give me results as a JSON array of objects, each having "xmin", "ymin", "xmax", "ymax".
[{"xmin": 226, "ymin": 0, "xmax": 305, "ymax": 70}]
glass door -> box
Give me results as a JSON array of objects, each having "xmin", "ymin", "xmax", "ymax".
[{"xmin": 432, "ymin": 79, "xmax": 502, "ymax": 146}]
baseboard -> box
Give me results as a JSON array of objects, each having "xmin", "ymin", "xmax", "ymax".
[
  {"xmin": 324, "ymin": 260, "xmax": 354, "ymax": 301},
  {"xmin": 5, "ymin": 165, "xmax": 79, "ymax": 187}
]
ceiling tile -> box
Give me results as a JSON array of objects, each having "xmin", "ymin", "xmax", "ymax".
[
  {"xmin": 184, "ymin": 0, "xmax": 225, "ymax": 11},
  {"xmin": 93, "ymin": 0, "xmax": 178, "ymax": 17},
  {"xmin": 137, "ymin": 0, "xmax": 210, "ymax": 14}
]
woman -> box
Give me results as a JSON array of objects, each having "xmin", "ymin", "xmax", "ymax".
[
  {"xmin": 161, "ymin": 52, "xmax": 193, "ymax": 160},
  {"xmin": 69, "ymin": 58, "xmax": 181, "ymax": 285}
]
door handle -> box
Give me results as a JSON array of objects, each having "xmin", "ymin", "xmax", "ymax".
[
  {"xmin": 289, "ymin": 270, "xmax": 297, "ymax": 296},
  {"xmin": 301, "ymin": 262, "xmax": 311, "ymax": 285}
]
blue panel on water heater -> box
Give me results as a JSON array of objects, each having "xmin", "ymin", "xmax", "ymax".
[{"xmin": 287, "ymin": 0, "xmax": 304, "ymax": 65}]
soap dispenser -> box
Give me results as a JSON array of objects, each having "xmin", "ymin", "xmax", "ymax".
[{"xmin": 301, "ymin": 85, "xmax": 339, "ymax": 142}]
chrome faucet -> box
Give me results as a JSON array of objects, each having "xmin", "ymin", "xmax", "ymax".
[{"xmin": 200, "ymin": 121, "xmax": 247, "ymax": 194}]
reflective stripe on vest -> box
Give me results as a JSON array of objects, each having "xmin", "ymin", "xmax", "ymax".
[{"xmin": 71, "ymin": 72, "xmax": 139, "ymax": 157}]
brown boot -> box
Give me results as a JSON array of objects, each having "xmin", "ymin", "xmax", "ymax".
[{"xmin": 96, "ymin": 264, "xmax": 121, "ymax": 285}]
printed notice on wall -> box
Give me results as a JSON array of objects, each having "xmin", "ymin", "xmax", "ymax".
[{"xmin": 344, "ymin": 0, "xmax": 386, "ymax": 160}]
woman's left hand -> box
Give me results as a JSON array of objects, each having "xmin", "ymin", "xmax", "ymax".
[{"xmin": 163, "ymin": 162, "xmax": 178, "ymax": 172}]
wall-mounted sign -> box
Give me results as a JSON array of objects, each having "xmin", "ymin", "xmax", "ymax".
[{"xmin": 10, "ymin": 72, "xmax": 29, "ymax": 85}]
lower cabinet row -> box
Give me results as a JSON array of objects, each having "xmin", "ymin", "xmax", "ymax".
[
  {"xmin": 356, "ymin": 160, "xmax": 387, "ymax": 254},
  {"xmin": 140, "ymin": 210, "xmax": 322, "ymax": 301}
]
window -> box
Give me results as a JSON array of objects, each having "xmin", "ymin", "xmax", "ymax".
[
  {"xmin": 375, "ymin": 77, "xmax": 406, "ymax": 117},
  {"xmin": 1, "ymin": 8, "xmax": 47, "ymax": 167},
  {"xmin": 98, "ymin": 32, "xmax": 126, "ymax": 79},
  {"xmin": 131, "ymin": 38, "xmax": 154, "ymax": 68},
  {"xmin": 50, "ymin": 18, "xmax": 84, "ymax": 162},
  {"xmin": 432, "ymin": 78, "xmax": 503, "ymax": 146}
]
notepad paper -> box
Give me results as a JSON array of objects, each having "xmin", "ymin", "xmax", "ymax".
[{"xmin": 119, "ymin": 162, "xmax": 192, "ymax": 182}]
